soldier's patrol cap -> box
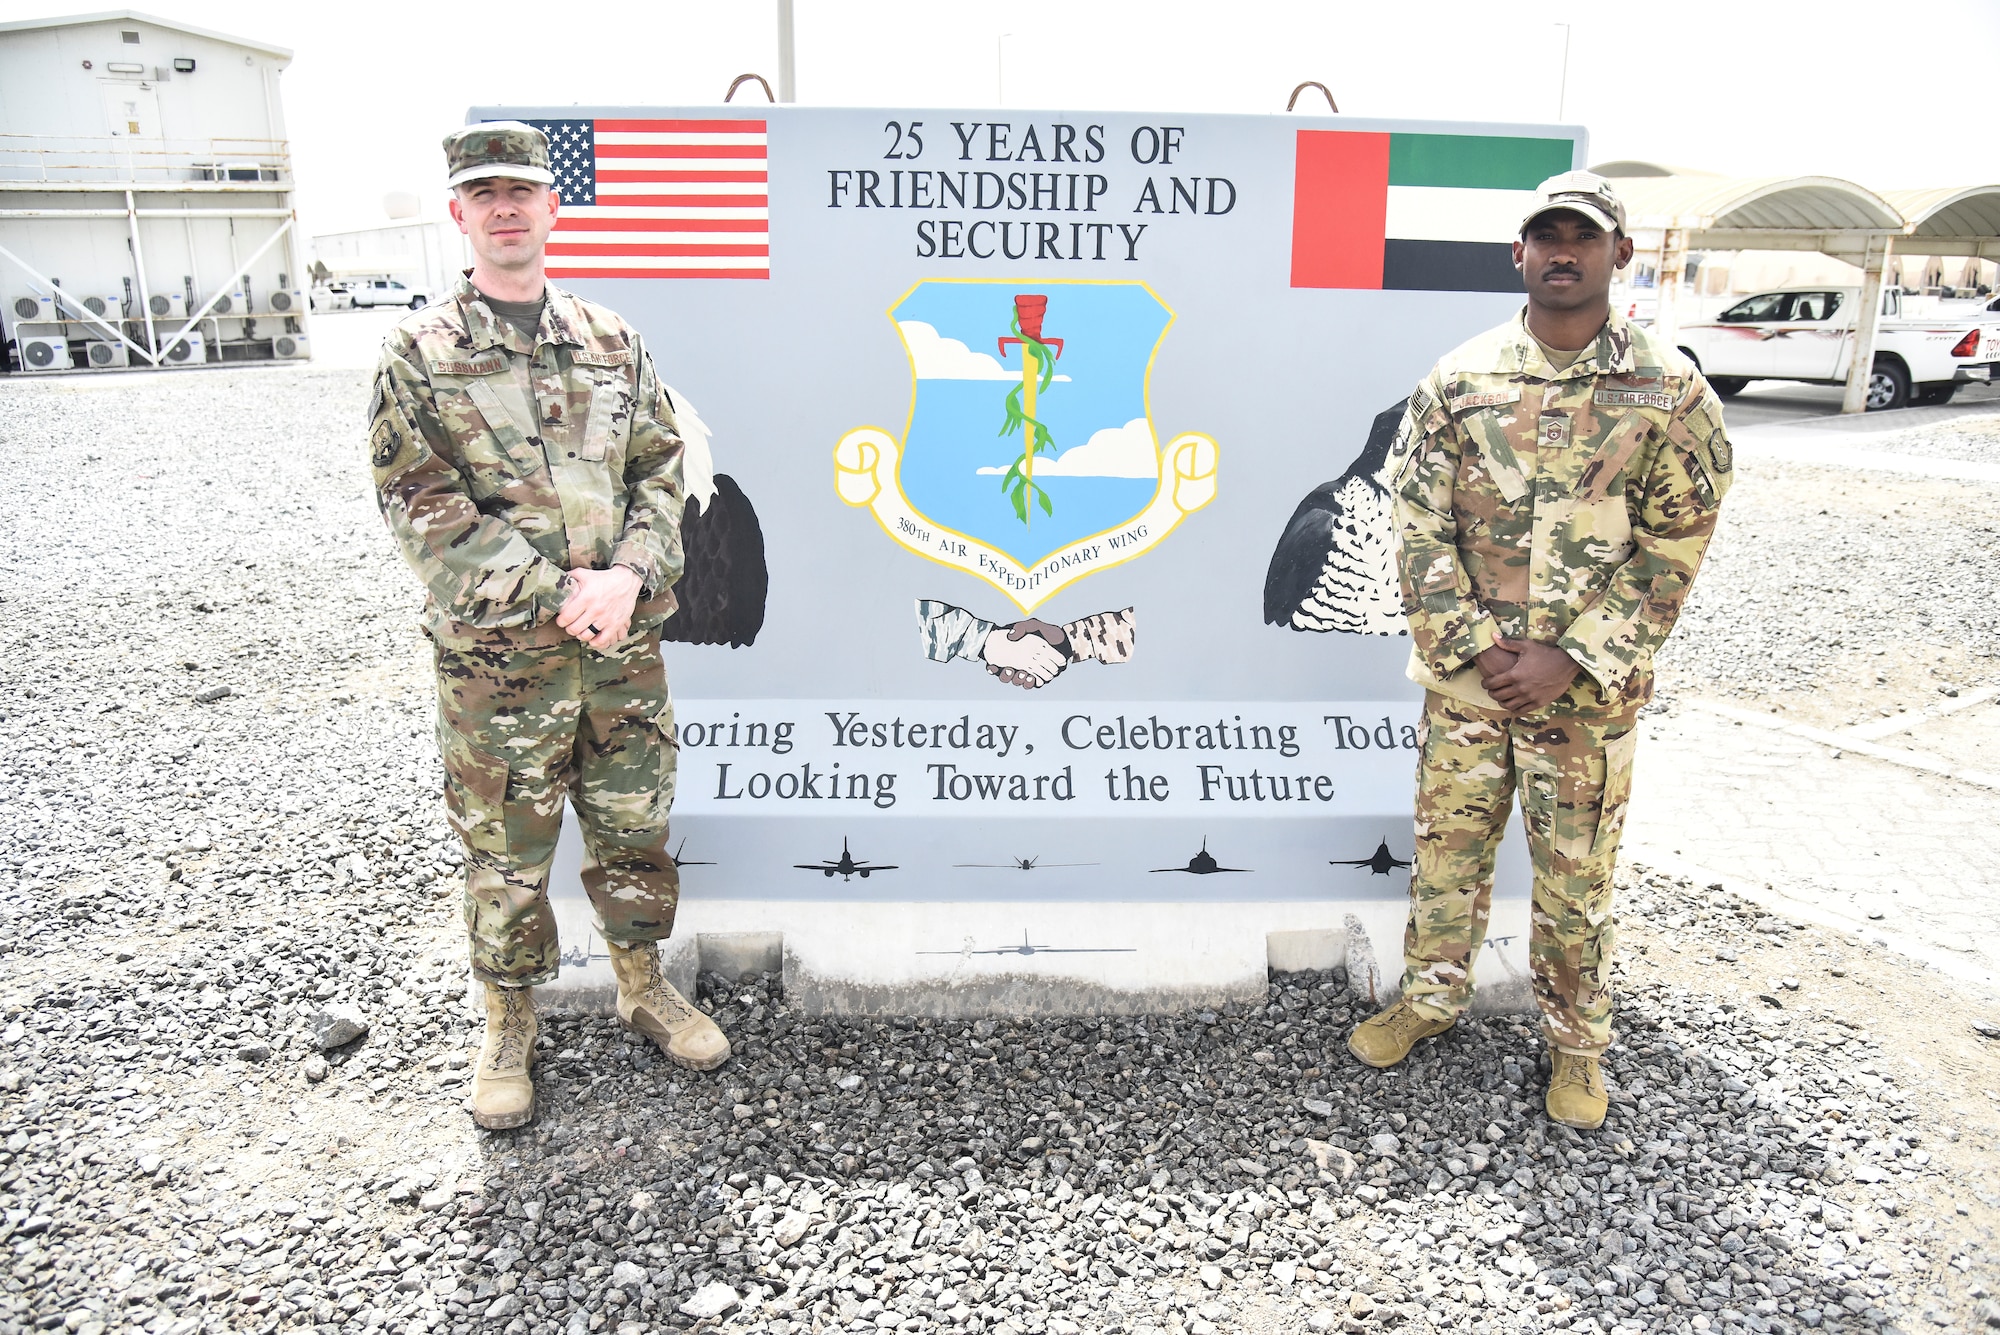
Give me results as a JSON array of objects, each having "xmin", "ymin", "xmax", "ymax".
[
  {"xmin": 443, "ymin": 121, "xmax": 555, "ymax": 190},
  {"xmin": 1520, "ymin": 170, "xmax": 1626, "ymax": 236}
]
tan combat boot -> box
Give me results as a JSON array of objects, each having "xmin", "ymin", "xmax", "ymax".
[
  {"xmin": 1546, "ymin": 1051, "xmax": 1608, "ymax": 1129},
  {"xmin": 470, "ymin": 982, "xmax": 537, "ymax": 1130},
  {"xmin": 1347, "ymin": 998, "xmax": 1455, "ymax": 1068},
  {"xmin": 606, "ymin": 940, "xmax": 731, "ymax": 1071}
]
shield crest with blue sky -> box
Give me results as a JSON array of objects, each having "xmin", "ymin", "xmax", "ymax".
[{"xmin": 835, "ymin": 279, "xmax": 1219, "ymax": 612}]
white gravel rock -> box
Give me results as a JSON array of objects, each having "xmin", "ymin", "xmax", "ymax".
[
  {"xmin": 308, "ymin": 1003, "xmax": 370, "ymax": 1049},
  {"xmin": 677, "ymin": 1281, "xmax": 739, "ymax": 1317},
  {"xmin": 773, "ymin": 1208, "xmax": 811, "ymax": 1247}
]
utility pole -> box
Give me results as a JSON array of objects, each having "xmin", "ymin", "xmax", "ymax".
[
  {"xmin": 1552, "ymin": 22, "xmax": 1568, "ymax": 122},
  {"xmin": 777, "ymin": 0, "xmax": 796, "ymax": 103}
]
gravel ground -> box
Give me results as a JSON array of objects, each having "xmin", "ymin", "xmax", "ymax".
[
  {"xmin": 1809, "ymin": 414, "xmax": 2000, "ymax": 466},
  {"xmin": 1654, "ymin": 422, "xmax": 2000, "ymax": 724},
  {"xmin": 2, "ymin": 367, "xmax": 1998, "ymax": 1335}
]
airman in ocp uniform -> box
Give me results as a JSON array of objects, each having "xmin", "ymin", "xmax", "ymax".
[
  {"xmin": 1348, "ymin": 172, "xmax": 1734, "ymax": 1129},
  {"xmin": 369, "ymin": 122, "xmax": 730, "ymax": 1130}
]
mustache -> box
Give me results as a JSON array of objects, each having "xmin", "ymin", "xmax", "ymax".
[{"xmin": 1540, "ymin": 266, "xmax": 1582, "ymax": 280}]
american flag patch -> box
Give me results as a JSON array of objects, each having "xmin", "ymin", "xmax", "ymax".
[{"xmin": 517, "ymin": 117, "xmax": 770, "ymax": 280}]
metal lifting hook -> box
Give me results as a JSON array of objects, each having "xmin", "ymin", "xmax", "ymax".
[{"xmin": 1287, "ymin": 81, "xmax": 1339, "ymax": 113}]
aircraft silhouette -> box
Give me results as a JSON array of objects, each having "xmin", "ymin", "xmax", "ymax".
[
  {"xmin": 671, "ymin": 838, "xmax": 716, "ymax": 868},
  {"xmin": 918, "ymin": 930, "xmax": 1135, "ymax": 957},
  {"xmin": 1330, "ymin": 839, "xmax": 1412, "ymax": 875},
  {"xmin": 1150, "ymin": 838, "xmax": 1249, "ymax": 875},
  {"xmin": 795, "ymin": 837, "xmax": 896, "ymax": 881},
  {"xmin": 953, "ymin": 855, "xmax": 1099, "ymax": 871}
]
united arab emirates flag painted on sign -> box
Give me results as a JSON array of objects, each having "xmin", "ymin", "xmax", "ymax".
[{"xmin": 1290, "ymin": 131, "xmax": 1576, "ymax": 292}]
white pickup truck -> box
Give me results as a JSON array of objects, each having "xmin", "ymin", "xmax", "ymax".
[
  {"xmin": 1675, "ymin": 286, "xmax": 2000, "ymax": 410},
  {"xmin": 342, "ymin": 278, "xmax": 431, "ymax": 311}
]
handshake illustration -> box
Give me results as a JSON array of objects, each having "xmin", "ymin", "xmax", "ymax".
[{"xmin": 916, "ymin": 599, "xmax": 1136, "ymax": 690}]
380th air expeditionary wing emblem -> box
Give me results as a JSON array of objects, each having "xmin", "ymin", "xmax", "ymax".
[{"xmin": 834, "ymin": 280, "xmax": 1218, "ymax": 612}]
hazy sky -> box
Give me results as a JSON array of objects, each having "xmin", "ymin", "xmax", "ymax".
[{"xmin": 8, "ymin": 0, "xmax": 1995, "ymax": 237}]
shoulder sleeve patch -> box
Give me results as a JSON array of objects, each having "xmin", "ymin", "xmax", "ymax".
[
  {"xmin": 1390, "ymin": 400, "xmax": 1422, "ymax": 463},
  {"xmin": 370, "ymin": 418, "xmax": 407, "ymax": 470},
  {"xmin": 1391, "ymin": 381, "xmax": 1451, "ymax": 482},
  {"xmin": 1406, "ymin": 385, "xmax": 1435, "ymax": 425},
  {"xmin": 1671, "ymin": 392, "xmax": 1734, "ymax": 481},
  {"xmin": 1679, "ymin": 396, "xmax": 1720, "ymax": 440}
]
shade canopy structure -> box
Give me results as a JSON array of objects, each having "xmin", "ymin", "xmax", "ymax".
[
  {"xmin": 1585, "ymin": 164, "xmax": 2000, "ymax": 412},
  {"xmin": 1587, "ymin": 168, "xmax": 1909, "ymax": 414},
  {"xmin": 1592, "ymin": 163, "xmax": 2000, "ymax": 263},
  {"xmin": 1613, "ymin": 174, "xmax": 1903, "ymax": 258},
  {"xmin": 1883, "ymin": 186, "xmax": 2000, "ymax": 260}
]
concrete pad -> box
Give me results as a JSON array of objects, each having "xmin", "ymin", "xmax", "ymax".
[{"xmin": 1266, "ymin": 928, "xmax": 1343, "ymax": 974}]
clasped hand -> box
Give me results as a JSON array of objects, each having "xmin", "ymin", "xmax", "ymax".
[
  {"xmin": 1476, "ymin": 637, "xmax": 1581, "ymax": 714},
  {"xmin": 556, "ymin": 567, "xmax": 642, "ymax": 652},
  {"xmin": 983, "ymin": 618, "xmax": 1071, "ymax": 689}
]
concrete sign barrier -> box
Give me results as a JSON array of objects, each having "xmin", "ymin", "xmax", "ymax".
[{"xmin": 470, "ymin": 102, "xmax": 1583, "ymax": 1012}]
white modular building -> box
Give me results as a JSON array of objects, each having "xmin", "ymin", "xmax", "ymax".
[{"xmin": 0, "ymin": 9, "xmax": 308, "ymax": 371}]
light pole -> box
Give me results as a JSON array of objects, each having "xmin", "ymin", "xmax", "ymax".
[
  {"xmin": 1552, "ymin": 22, "xmax": 1568, "ymax": 122},
  {"xmin": 777, "ymin": 0, "xmax": 796, "ymax": 103}
]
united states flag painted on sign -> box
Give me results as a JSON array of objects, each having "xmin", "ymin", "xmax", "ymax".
[{"xmin": 517, "ymin": 118, "xmax": 769, "ymax": 280}]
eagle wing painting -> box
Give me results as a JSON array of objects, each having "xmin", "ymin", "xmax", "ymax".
[
  {"xmin": 660, "ymin": 387, "xmax": 768, "ymax": 649},
  {"xmin": 1262, "ymin": 398, "xmax": 1410, "ymax": 637}
]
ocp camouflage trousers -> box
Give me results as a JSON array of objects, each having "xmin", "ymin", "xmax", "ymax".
[
  {"xmin": 1399, "ymin": 691, "xmax": 1639, "ymax": 1053},
  {"xmin": 433, "ymin": 633, "xmax": 680, "ymax": 986}
]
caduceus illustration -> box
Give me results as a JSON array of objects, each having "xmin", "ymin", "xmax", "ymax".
[{"xmin": 995, "ymin": 294, "xmax": 1064, "ymax": 526}]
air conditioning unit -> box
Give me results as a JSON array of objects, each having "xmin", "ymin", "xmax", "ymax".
[
  {"xmin": 160, "ymin": 333, "xmax": 205, "ymax": 365},
  {"xmin": 146, "ymin": 292, "xmax": 187, "ymax": 321},
  {"xmin": 75, "ymin": 292, "xmax": 125, "ymax": 322},
  {"xmin": 19, "ymin": 333, "xmax": 71, "ymax": 371},
  {"xmin": 270, "ymin": 333, "xmax": 310, "ymax": 360},
  {"xmin": 12, "ymin": 294, "xmax": 54, "ymax": 322},
  {"xmin": 265, "ymin": 288, "xmax": 305, "ymax": 315},
  {"xmin": 205, "ymin": 289, "xmax": 246, "ymax": 316},
  {"xmin": 85, "ymin": 339, "xmax": 129, "ymax": 368}
]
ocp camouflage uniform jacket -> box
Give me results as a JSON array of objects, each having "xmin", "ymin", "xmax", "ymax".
[
  {"xmin": 1391, "ymin": 307, "xmax": 1733, "ymax": 715},
  {"xmin": 368, "ymin": 275, "xmax": 687, "ymax": 649}
]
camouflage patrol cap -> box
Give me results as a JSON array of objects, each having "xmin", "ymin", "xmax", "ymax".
[
  {"xmin": 443, "ymin": 121, "xmax": 554, "ymax": 190},
  {"xmin": 1520, "ymin": 170, "xmax": 1626, "ymax": 235}
]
